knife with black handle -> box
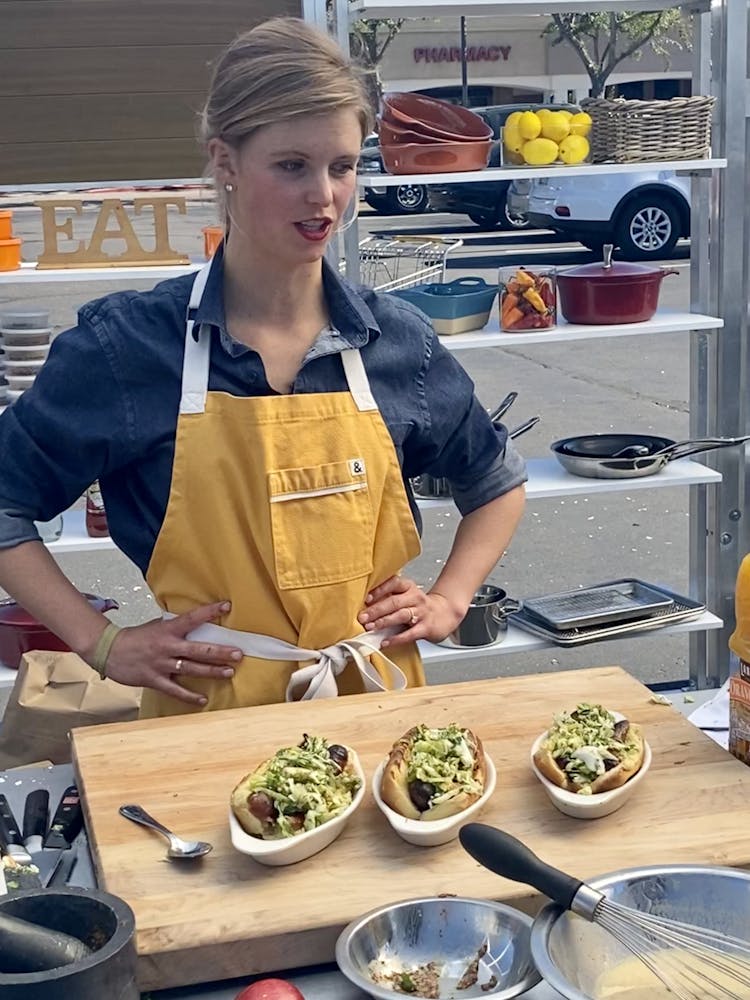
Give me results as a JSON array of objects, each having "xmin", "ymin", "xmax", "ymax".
[
  {"xmin": 22, "ymin": 789, "xmax": 49, "ymax": 855},
  {"xmin": 44, "ymin": 785, "xmax": 83, "ymax": 849},
  {"xmin": 0, "ymin": 796, "xmax": 32, "ymax": 864}
]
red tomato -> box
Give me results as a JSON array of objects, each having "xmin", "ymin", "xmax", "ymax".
[{"xmin": 235, "ymin": 979, "xmax": 305, "ymax": 1000}]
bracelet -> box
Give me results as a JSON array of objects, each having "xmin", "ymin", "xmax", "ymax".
[{"xmin": 90, "ymin": 622, "xmax": 122, "ymax": 679}]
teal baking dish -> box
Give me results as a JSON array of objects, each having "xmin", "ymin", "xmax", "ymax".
[{"xmin": 390, "ymin": 277, "xmax": 498, "ymax": 335}]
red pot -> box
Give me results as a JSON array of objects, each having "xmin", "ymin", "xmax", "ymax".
[
  {"xmin": 557, "ymin": 245, "xmax": 678, "ymax": 325},
  {"xmin": 0, "ymin": 594, "xmax": 119, "ymax": 668}
]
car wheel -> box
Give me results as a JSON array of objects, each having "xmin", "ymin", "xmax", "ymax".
[
  {"xmin": 468, "ymin": 209, "xmax": 501, "ymax": 230},
  {"xmin": 613, "ymin": 194, "xmax": 681, "ymax": 260},
  {"xmin": 385, "ymin": 184, "xmax": 428, "ymax": 214},
  {"xmin": 498, "ymin": 194, "xmax": 531, "ymax": 232}
]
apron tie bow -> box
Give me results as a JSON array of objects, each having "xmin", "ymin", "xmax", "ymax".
[{"xmin": 162, "ymin": 614, "xmax": 408, "ymax": 702}]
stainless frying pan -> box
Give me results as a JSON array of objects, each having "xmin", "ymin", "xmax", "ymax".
[{"xmin": 551, "ymin": 433, "xmax": 750, "ymax": 479}]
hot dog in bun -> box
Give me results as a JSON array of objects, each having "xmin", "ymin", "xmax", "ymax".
[
  {"xmin": 231, "ymin": 734, "xmax": 361, "ymax": 839},
  {"xmin": 533, "ymin": 703, "xmax": 645, "ymax": 796},
  {"xmin": 380, "ymin": 723, "xmax": 486, "ymax": 821}
]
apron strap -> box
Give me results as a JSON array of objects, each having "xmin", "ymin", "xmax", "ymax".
[
  {"xmin": 179, "ymin": 265, "xmax": 378, "ymax": 416},
  {"xmin": 161, "ymin": 614, "xmax": 408, "ymax": 702},
  {"xmin": 180, "ymin": 258, "xmax": 214, "ymax": 415},
  {"xmin": 340, "ymin": 349, "xmax": 378, "ymax": 412}
]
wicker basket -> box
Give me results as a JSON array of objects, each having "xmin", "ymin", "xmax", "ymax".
[{"xmin": 581, "ymin": 95, "xmax": 715, "ymax": 164}]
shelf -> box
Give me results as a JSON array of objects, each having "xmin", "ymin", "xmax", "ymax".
[
  {"xmin": 358, "ymin": 158, "xmax": 726, "ymax": 189},
  {"xmin": 419, "ymin": 610, "xmax": 723, "ymax": 664},
  {"xmin": 438, "ymin": 309, "xmax": 723, "ymax": 351},
  {"xmin": 0, "ymin": 260, "xmax": 203, "ymax": 285},
  {"xmin": 0, "ymin": 610, "xmax": 721, "ymax": 689},
  {"xmin": 47, "ymin": 509, "xmax": 116, "ymax": 553},
  {"xmin": 415, "ymin": 457, "xmax": 722, "ymax": 509},
  {"xmin": 45, "ymin": 460, "xmax": 722, "ymax": 557},
  {"xmin": 351, "ymin": 0, "xmax": 709, "ymax": 18}
]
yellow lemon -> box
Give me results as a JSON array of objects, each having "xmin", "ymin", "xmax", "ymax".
[
  {"xmin": 536, "ymin": 107, "xmax": 552, "ymax": 121},
  {"xmin": 558, "ymin": 109, "xmax": 574, "ymax": 121},
  {"xmin": 540, "ymin": 111, "xmax": 571, "ymax": 143},
  {"xmin": 569, "ymin": 111, "xmax": 592, "ymax": 137},
  {"xmin": 558, "ymin": 134, "xmax": 590, "ymax": 165},
  {"xmin": 503, "ymin": 122, "xmax": 525, "ymax": 154},
  {"xmin": 505, "ymin": 111, "xmax": 524, "ymax": 130},
  {"xmin": 519, "ymin": 110, "xmax": 542, "ymax": 140},
  {"xmin": 522, "ymin": 137, "xmax": 560, "ymax": 166}
]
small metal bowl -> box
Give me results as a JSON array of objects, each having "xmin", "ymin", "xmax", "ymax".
[{"xmin": 336, "ymin": 896, "xmax": 540, "ymax": 999}]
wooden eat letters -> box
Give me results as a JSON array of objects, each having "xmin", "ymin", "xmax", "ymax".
[{"xmin": 36, "ymin": 197, "xmax": 191, "ymax": 268}]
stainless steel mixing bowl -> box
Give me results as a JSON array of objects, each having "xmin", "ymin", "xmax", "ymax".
[
  {"xmin": 336, "ymin": 895, "xmax": 541, "ymax": 999},
  {"xmin": 531, "ymin": 864, "xmax": 750, "ymax": 1000}
]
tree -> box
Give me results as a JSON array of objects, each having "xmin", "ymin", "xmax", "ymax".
[
  {"xmin": 327, "ymin": 3, "xmax": 405, "ymax": 113},
  {"xmin": 545, "ymin": 12, "xmax": 691, "ymax": 98}
]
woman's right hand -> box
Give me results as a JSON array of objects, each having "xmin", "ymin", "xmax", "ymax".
[{"xmin": 98, "ymin": 601, "xmax": 243, "ymax": 706}]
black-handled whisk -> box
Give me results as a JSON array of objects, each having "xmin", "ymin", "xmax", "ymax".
[{"xmin": 460, "ymin": 824, "xmax": 750, "ymax": 1000}]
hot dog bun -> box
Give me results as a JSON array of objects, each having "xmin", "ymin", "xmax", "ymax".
[
  {"xmin": 533, "ymin": 703, "xmax": 645, "ymax": 795},
  {"xmin": 380, "ymin": 723, "xmax": 486, "ymax": 821},
  {"xmin": 231, "ymin": 734, "xmax": 361, "ymax": 840}
]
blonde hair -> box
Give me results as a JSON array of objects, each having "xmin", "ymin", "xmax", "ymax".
[{"xmin": 201, "ymin": 17, "xmax": 374, "ymax": 224}]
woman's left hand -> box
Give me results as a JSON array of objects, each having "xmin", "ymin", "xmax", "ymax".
[{"xmin": 357, "ymin": 574, "xmax": 464, "ymax": 647}]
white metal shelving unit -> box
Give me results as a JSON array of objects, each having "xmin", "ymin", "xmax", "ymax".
[{"xmin": 319, "ymin": 0, "xmax": 749, "ymax": 686}]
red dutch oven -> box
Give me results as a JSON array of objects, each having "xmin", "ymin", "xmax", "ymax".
[
  {"xmin": 557, "ymin": 244, "xmax": 678, "ymax": 325},
  {"xmin": 0, "ymin": 594, "xmax": 119, "ymax": 668}
]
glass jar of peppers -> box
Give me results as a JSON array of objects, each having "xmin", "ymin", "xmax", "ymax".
[{"xmin": 499, "ymin": 266, "xmax": 557, "ymax": 332}]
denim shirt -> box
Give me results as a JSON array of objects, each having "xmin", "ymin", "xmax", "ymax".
[{"xmin": 0, "ymin": 252, "xmax": 526, "ymax": 574}]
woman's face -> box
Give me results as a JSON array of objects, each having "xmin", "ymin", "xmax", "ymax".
[{"xmin": 218, "ymin": 108, "xmax": 362, "ymax": 267}]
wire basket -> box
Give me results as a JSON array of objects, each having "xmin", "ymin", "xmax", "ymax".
[
  {"xmin": 581, "ymin": 95, "xmax": 716, "ymax": 163},
  {"xmin": 355, "ymin": 234, "xmax": 464, "ymax": 292}
]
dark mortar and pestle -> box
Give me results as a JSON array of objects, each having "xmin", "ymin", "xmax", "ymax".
[{"xmin": 0, "ymin": 887, "xmax": 138, "ymax": 999}]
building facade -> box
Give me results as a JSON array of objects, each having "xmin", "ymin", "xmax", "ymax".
[{"xmin": 379, "ymin": 16, "xmax": 692, "ymax": 107}]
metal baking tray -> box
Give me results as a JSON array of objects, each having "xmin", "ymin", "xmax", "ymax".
[
  {"xmin": 510, "ymin": 583, "xmax": 705, "ymax": 647},
  {"xmin": 521, "ymin": 578, "xmax": 675, "ymax": 631}
]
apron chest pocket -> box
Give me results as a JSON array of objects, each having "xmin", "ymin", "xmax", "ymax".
[{"xmin": 268, "ymin": 459, "xmax": 374, "ymax": 590}]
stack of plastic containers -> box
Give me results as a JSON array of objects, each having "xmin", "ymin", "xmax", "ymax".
[{"xmin": 0, "ymin": 307, "xmax": 53, "ymax": 404}]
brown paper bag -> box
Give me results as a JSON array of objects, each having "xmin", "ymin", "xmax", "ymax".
[{"xmin": 0, "ymin": 651, "xmax": 141, "ymax": 768}]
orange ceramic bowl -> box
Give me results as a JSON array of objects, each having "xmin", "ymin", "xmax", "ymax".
[
  {"xmin": 382, "ymin": 93, "xmax": 492, "ymax": 142},
  {"xmin": 377, "ymin": 119, "xmax": 455, "ymax": 146},
  {"xmin": 381, "ymin": 140, "xmax": 492, "ymax": 175}
]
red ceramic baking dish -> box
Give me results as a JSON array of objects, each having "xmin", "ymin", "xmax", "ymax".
[
  {"xmin": 0, "ymin": 594, "xmax": 119, "ymax": 668},
  {"xmin": 381, "ymin": 139, "xmax": 493, "ymax": 175},
  {"xmin": 382, "ymin": 93, "xmax": 493, "ymax": 142},
  {"xmin": 378, "ymin": 119, "xmax": 455, "ymax": 146}
]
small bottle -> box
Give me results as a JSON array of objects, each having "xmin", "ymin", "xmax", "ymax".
[
  {"xmin": 85, "ymin": 480, "xmax": 109, "ymax": 538},
  {"xmin": 729, "ymin": 553, "xmax": 750, "ymax": 679}
]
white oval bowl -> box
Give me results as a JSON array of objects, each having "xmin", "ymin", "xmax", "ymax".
[
  {"xmin": 228, "ymin": 746, "xmax": 366, "ymax": 867},
  {"xmin": 530, "ymin": 715, "xmax": 651, "ymax": 820},
  {"xmin": 372, "ymin": 753, "xmax": 497, "ymax": 847}
]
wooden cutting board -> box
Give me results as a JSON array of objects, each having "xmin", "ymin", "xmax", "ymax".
[{"xmin": 71, "ymin": 666, "xmax": 750, "ymax": 991}]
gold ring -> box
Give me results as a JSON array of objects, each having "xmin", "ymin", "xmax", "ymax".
[
  {"xmin": 408, "ymin": 608, "xmax": 418, "ymax": 626},
  {"xmin": 174, "ymin": 658, "xmax": 183, "ymax": 673}
]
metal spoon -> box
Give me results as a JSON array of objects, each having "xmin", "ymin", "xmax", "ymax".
[
  {"xmin": 119, "ymin": 804, "xmax": 213, "ymax": 860},
  {"xmin": 612, "ymin": 442, "xmax": 651, "ymax": 458}
]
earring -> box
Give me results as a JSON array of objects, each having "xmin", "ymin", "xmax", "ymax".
[{"xmin": 224, "ymin": 182, "xmax": 234, "ymax": 193}]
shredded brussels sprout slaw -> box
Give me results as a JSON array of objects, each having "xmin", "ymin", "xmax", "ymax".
[
  {"xmin": 245, "ymin": 735, "xmax": 361, "ymax": 839},
  {"xmin": 541, "ymin": 703, "xmax": 638, "ymax": 795},
  {"xmin": 406, "ymin": 724, "xmax": 482, "ymax": 806}
]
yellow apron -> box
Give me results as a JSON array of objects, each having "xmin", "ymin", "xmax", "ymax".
[{"xmin": 140, "ymin": 258, "xmax": 424, "ymax": 717}]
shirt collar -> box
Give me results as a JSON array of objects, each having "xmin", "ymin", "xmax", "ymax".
[{"xmin": 191, "ymin": 243, "xmax": 381, "ymax": 357}]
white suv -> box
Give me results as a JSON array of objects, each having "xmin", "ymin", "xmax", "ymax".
[{"xmin": 509, "ymin": 170, "xmax": 691, "ymax": 260}]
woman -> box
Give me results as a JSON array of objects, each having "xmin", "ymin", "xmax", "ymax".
[{"xmin": 0, "ymin": 18, "xmax": 526, "ymax": 717}]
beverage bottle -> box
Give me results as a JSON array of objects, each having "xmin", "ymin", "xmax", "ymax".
[
  {"xmin": 729, "ymin": 553, "xmax": 750, "ymax": 677},
  {"xmin": 85, "ymin": 480, "xmax": 109, "ymax": 538}
]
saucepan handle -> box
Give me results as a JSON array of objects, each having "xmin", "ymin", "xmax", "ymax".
[
  {"xmin": 508, "ymin": 416, "xmax": 541, "ymax": 439},
  {"xmin": 491, "ymin": 599, "xmax": 521, "ymax": 623}
]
